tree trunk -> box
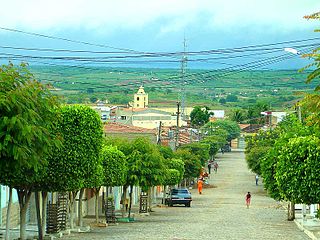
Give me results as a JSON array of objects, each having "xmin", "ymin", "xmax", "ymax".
[
  {"xmin": 148, "ymin": 188, "xmax": 152, "ymax": 212},
  {"xmin": 17, "ymin": 188, "xmax": 32, "ymax": 240},
  {"xmin": 69, "ymin": 191, "xmax": 78, "ymax": 229},
  {"xmin": 162, "ymin": 185, "xmax": 166, "ymax": 205},
  {"xmin": 5, "ymin": 187, "xmax": 12, "ymax": 240},
  {"xmin": 121, "ymin": 186, "xmax": 128, "ymax": 218},
  {"xmin": 78, "ymin": 188, "xmax": 84, "ymax": 227},
  {"xmin": 128, "ymin": 185, "xmax": 133, "ymax": 218},
  {"xmin": 94, "ymin": 187, "xmax": 100, "ymax": 223},
  {"xmin": 35, "ymin": 191, "xmax": 43, "ymax": 240},
  {"xmin": 288, "ymin": 202, "xmax": 295, "ymax": 221},
  {"xmin": 41, "ymin": 192, "xmax": 48, "ymax": 236}
]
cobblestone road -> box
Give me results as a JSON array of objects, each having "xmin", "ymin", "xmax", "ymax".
[{"xmin": 64, "ymin": 151, "xmax": 309, "ymax": 240}]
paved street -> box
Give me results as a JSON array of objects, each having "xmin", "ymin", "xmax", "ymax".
[{"xmin": 64, "ymin": 151, "xmax": 309, "ymax": 240}]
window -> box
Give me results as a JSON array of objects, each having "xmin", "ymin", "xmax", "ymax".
[{"xmin": 137, "ymin": 97, "xmax": 140, "ymax": 101}]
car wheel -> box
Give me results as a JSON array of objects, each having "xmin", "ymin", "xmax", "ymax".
[{"xmin": 185, "ymin": 202, "xmax": 191, "ymax": 207}]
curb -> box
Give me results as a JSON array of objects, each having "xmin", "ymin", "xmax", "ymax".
[{"xmin": 294, "ymin": 219, "xmax": 319, "ymax": 240}]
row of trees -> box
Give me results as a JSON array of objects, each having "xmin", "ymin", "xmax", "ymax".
[
  {"xmin": 0, "ymin": 63, "xmax": 190, "ymax": 240},
  {"xmin": 245, "ymin": 13, "xmax": 320, "ymax": 220},
  {"xmin": 245, "ymin": 114, "xmax": 320, "ymax": 220},
  {"xmin": 1, "ymin": 63, "xmax": 242, "ymax": 240}
]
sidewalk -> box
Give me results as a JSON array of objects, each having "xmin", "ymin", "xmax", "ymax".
[{"xmin": 294, "ymin": 216, "xmax": 320, "ymax": 240}]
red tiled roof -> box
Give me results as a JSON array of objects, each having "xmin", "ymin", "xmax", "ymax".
[
  {"xmin": 104, "ymin": 122, "xmax": 156, "ymax": 134},
  {"xmin": 239, "ymin": 124, "xmax": 250, "ymax": 130}
]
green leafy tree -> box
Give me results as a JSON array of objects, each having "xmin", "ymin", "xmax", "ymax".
[
  {"xmin": 202, "ymin": 133, "xmax": 228, "ymax": 160},
  {"xmin": 179, "ymin": 142, "xmax": 209, "ymax": 166},
  {"xmin": 219, "ymin": 98, "xmax": 226, "ymax": 104},
  {"xmin": 0, "ymin": 63, "xmax": 60, "ymax": 240},
  {"xmin": 158, "ymin": 145, "xmax": 174, "ymax": 159},
  {"xmin": 47, "ymin": 105, "xmax": 103, "ymax": 228},
  {"xmin": 174, "ymin": 149, "xmax": 202, "ymax": 180},
  {"xmin": 98, "ymin": 145, "xmax": 127, "ymax": 222},
  {"xmin": 163, "ymin": 158, "xmax": 185, "ymax": 186},
  {"xmin": 230, "ymin": 109, "xmax": 245, "ymax": 123},
  {"xmin": 118, "ymin": 138, "xmax": 166, "ymax": 215},
  {"xmin": 204, "ymin": 119, "xmax": 240, "ymax": 143},
  {"xmin": 245, "ymin": 130, "xmax": 278, "ymax": 176},
  {"xmin": 226, "ymin": 94, "xmax": 238, "ymax": 102},
  {"xmin": 190, "ymin": 106, "xmax": 210, "ymax": 127},
  {"xmin": 275, "ymin": 136, "xmax": 320, "ymax": 205},
  {"xmin": 246, "ymin": 102, "xmax": 269, "ymax": 124}
]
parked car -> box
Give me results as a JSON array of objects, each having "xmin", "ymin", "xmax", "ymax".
[
  {"xmin": 221, "ymin": 144, "xmax": 231, "ymax": 152},
  {"xmin": 165, "ymin": 188, "xmax": 192, "ymax": 207}
]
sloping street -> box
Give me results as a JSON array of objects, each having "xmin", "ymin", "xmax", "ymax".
[{"xmin": 65, "ymin": 150, "xmax": 309, "ymax": 240}]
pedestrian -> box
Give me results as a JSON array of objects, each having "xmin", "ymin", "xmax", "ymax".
[
  {"xmin": 255, "ymin": 175, "xmax": 259, "ymax": 186},
  {"xmin": 198, "ymin": 178, "xmax": 203, "ymax": 195},
  {"xmin": 214, "ymin": 162, "xmax": 219, "ymax": 173},
  {"xmin": 207, "ymin": 162, "xmax": 212, "ymax": 174},
  {"xmin": 245, "ymin": 192, "xmax": 251, "ymax": 208}
]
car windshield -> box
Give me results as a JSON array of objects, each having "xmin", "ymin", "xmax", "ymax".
[{"xmin": 172, "ymin": 189, "xmax": 189, "ymax": 194}]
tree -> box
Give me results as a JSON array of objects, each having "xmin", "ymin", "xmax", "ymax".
[
  {"xmin": 0, "ymin": 63, "xmax": 60, "ymax": 240},
  {"xmin": 179, "ymin": 142, "xmax": 209, "ymax": 166},
  {"xmin": 174, "ymin": 149, "xmax": 201, "ymax": 180},
  {"xmin": 204, "ymin": 120, "xmax": 240, "ymax": 143},
  {"xmin": 190, "ymin": 106, "xmax": 210, "ymax": 127},
  {"xmin": 226, "ymin": 94, "xmax": 238, "ymax": 102},
  {"xmin": 99, "ymin": 145, "xmax": 127, "ymax": 222},
  {"xmin": 299, "ymin": 94, "xmax": 320, "ymax": 127},
  {"xmin": 230, "ymin": 109, "xmax": 245, "ymax": 123},
  {"xmin": 115, "ymin": 138, "xmax": 166, "ymax": 215},
  {"xmin": 259, "ymin": 115, "xmax": 313, "ymax": 220},
  {"xmin": 158, "ymin": 145, "xmax": 174, "ymax": 159},
  {"xmin": 219, "ymin": 98, "xmax": 226, "ymax": 104},
  {"xmin": 245, "ymin": 129, "xmax": 278, "ymax": 176},
  {"xmin": 47, "ymin": 105, "xmax": 103, "ymax": 228},
  {"xmin": 252, "ymin": 115, "xmax": 305, "ymax": 200},
  {"xmin": 246, "ymin": 102, "xmax": 269, "ymax": 124},
  {"xmin": 301, "ymin": 12, "xmax": 319, "ymax": 90},
  {"xmin": 162, "ymin": 158, "xmax": 185, "ymax": 203},
  {"xmin": 275, "ymin": 136, "xmax": 320, "ymax": 205}
]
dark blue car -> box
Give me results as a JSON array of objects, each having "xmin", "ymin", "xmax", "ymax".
[{"xmin": 165, "ymin": 188, "xmax": 192, "ymax": 207}]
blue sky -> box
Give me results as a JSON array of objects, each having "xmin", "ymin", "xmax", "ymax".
[{"xmin": 0, "ymin": 0, "xmax": 319, "ymax": 69}]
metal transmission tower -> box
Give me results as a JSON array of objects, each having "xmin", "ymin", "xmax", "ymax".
[{"xmin": 180, "ymin": 38, "xmax": 187, "ymax": 120}]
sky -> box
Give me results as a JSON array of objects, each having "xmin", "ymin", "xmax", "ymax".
[{"xmin": 0, "ymin": 0, "xmax": 319, "ymax": 69}]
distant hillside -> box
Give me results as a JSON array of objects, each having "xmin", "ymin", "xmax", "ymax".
[{"xmin": 30, "ymin": 66, "xmax": 316, "ymax": 110}]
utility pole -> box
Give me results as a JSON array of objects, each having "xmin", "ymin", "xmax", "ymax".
[
  {"xmin": 180, "ymin": 37, "xmax": 187, "ymax": 120},
  {"xmin": 157, "ymin": 121, "xmax": 162, "ymax": 145},
  {"xmin": 175, "ymin": 102, "xmax": 181, "ymax": 149}
]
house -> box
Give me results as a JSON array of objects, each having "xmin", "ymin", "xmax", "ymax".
[{"xmin": 261, "ymin": 111, "xmax": 288, "ymax": 127}]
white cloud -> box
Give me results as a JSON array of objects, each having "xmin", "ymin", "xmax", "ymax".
[{"xmin": 0, "ymin": 0, "xmax": 319, "ymax": 34}]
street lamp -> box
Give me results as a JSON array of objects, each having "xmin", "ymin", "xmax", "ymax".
[{"xmin": 284, "ymin": 47, "xmax": 301, "ymax": 55}]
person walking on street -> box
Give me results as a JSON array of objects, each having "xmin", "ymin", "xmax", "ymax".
[
  {"xmin": 255, "ymin": 175, "xmax": 259, "ymax": 186},
  {"xmin": 214, "ymin": 162, "xmax": 219, "ymax": 173},
  {"xmin": 198, "ymin": 178, "xmax": 203, "ymax": 194},
  {"xmin": 246, "ymin": 192, "xmax": 251, "ymax": 208},
  {"xmin": 207, "ymin": 162, "xmax": 212, "ymax": 174}
]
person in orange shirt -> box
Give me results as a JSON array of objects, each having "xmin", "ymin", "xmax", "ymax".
[{"xmin": 198, "ymin": 178, "xmax": 203, "ymax": 194}]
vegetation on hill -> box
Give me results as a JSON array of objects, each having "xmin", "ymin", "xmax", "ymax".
[{"xmin": 30, "ymin": 66, "xmax": 317, "ymax": 111}]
